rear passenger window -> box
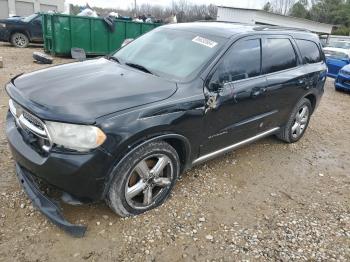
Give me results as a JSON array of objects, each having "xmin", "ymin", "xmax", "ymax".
[
  {"xmin": 263, "ymin": 38, "xmax": 297, "ymax": 74},
  {"xmin": 212, "ymin": 39, "xmax": 261, "ymax": 84},
  {"xmin": 296, "ymin": 39, "xmax": 322, "ymax": 64}
]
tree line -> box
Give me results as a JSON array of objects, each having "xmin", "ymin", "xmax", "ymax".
[
  {"xmin": 70, "ymin": 0, "xmax": 350, "ymax": 35},
  {"xmin": 69, "ymin": 0, "xmax": 217, "ymax": 23},
  {"xmin": 264, "ymin": 0, "xmax": 350, "ymax": 35}
]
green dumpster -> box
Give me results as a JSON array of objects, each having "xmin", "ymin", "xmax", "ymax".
[{"xmin": 42, "ymin": 13, "xmax": 161, "ymax": 56}]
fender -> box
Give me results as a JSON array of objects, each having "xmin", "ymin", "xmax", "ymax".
[{"xmin": 101, "ymin": 133, "xmax": 191, "ymax": 198}]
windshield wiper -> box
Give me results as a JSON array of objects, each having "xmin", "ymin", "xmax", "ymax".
[
  {"xmin": 106, "ymin": 56, "xmax": 120, "ymax": 64},
  {"xmin": 125, "ymin": 62, "xmax": 157, "ymax": 76}
]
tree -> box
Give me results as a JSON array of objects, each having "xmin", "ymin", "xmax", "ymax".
[
  {"xmin": 271, "ymin": 0, "xmax": 296, "ymax": 15},
  {"xmin": 263, "ymin": 2, "xmax": 273, "ymax": 12},
  {"xmin": 309, "ymin": 0, "xmax": 344, "ymax": 24},
  {"xmin": 290, "ymin": 0, "xmax": 309, "ymax": 18}
]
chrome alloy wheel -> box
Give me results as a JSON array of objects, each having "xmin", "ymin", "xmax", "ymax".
[
  {"xmin": 291, "ymin": 105, "xmax": 309, "ymax": 139},
  {"xmin": 14, "ymin": 34, "xmax": 27, "ymax": 47},
  {"xmin": 125, "ymin": 154, "xmax": 174, "ymax": 209}
]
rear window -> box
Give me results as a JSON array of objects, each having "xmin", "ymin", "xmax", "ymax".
[
  {"xmin": 263, "ymin": 38, "xmax": 298, "ymax": 74},
  {"xmin": 296, "ymin": 39, "xmax": 322, "ymax": 64}
]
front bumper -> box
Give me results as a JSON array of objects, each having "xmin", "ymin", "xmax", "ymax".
[
  {"xmin": 15, "ymin": 164, "xmax": 87, "ymax": 237},
  {"xmin": 335, "ymin": 74, "xmax": 350, "ymax": 91},
  {"xmin": 0, "ymin": 28, "xmax": 10, "ymax": 42},
  {"xmin": 6, "ymin": 111, "xmax": 113, "ymax": 201}
]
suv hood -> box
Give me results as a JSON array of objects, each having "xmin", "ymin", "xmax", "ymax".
[
  {"xmin": 0, "ymin": 17, "xmax": 25, "ymax": 24},
  {"xmin": 7, "ymin": 58, "xmax": 177, "ymax": 124}
]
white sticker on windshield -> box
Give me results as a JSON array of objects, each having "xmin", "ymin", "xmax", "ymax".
[{"xmin": 192, "ymin": 36, "xmax": 218, "ymax": 48}]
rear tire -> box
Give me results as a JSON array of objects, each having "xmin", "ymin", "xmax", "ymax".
[
  {"xmin": 11, "ymin": 32, "xmax": 29, "ymax": 48},
  {"xmin": 106, "ymin": 141, "xmax": 180, "ymax": 217},
  {"xmin": 277, "ymin": 98, "xmax": 312, "ymax": 143}
]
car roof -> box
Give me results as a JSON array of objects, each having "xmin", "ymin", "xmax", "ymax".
[
  {"xmin": 162, "ymin": 22, "xmax": 255, "ymax": 38},
  {"xmin": 162, "ymin": 21, "xmax": 319, "ymax": 42}
]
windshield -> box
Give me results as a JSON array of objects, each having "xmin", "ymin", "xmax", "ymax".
[
  {"xmin": 22, "ymin": 14, "xmax": 37, "ymax": 22},
  {"xmin": 327, "ymin": 41, "xmax": 350, "ymax": 49},
  {"xmin": 113, "ymin": 28, "xmax": 227, "ymax": 81}
]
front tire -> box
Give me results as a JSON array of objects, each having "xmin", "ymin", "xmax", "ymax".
[
  {"xmin": 106, "ymin": 141, "xmax": 180, "ymax": 217},
  {"xmin": 11, "ymin": 32, "xmax": 29, "ymax": 48},
  {"xmin": 277, "ymin": 98, "xmax": 312, "ymax": 143}
]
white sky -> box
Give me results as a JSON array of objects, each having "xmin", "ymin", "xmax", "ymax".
[{"xmin": 65, "ymin": 0, "xmax": 267, "ymax": 10}]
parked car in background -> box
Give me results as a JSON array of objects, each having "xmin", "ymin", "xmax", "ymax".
[
  {"xmin": 325, "ymin": 40, "xmax": 350, "ymax": 52},
  {"xmin": 5, "ymin": 22, "xmax": 327, "ymax": 236},
  {"xmin": 324, "ymin": 48, "xmax": 350, "ymax": 78},
  {"xmin": 0, "ymin": 13, "xmax": 42, "ymax": 48},
  {"xmin": 335, "ymin": 64, "xmax": 350, "ymax": 91}
]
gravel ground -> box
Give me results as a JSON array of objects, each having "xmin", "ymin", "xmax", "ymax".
[{"xmin": 0, "ymin": 42, "xmax": 349, "ymax": 262}]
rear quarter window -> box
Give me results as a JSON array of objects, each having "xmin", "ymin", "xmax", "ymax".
[
  {"xmin": 263, "ymin": 38, "xmax": 298, "ymax": 74},
  {"xmin": 296, "ymin": 39, "xmax": 322, "ymax": 64}
]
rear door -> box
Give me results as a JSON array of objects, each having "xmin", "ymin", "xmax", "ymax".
[
  {"xmin": 262, "ymin": 36, "xmax": 308, "ymax": 127},
  {"xmin": 295, "ymin": 39, "xmax": 327, "ymax": 93}
]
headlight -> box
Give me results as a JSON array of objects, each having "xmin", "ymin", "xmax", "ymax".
[
  {"xmin": 45, "ymin": 121, "xmax": 106, "ymax": 152},
  {"xmin": 0, "ymin": 23, "xmax": 6, "ymax": 28}
]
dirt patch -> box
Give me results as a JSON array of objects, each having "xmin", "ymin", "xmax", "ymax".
[{"xmin": 0, "ymin": 43, "xmax": 349, "ymax": 261}]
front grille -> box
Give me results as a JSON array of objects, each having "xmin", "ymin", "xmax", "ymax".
[
  {"xmin": 9, "ymin": 99, "xmax": 52, "ymax": 153},
  {"xmin": 23, "ymin": 111, "xmax": 45, "ymax": 132}
]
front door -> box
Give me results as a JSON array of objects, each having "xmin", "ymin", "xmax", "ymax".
[
  {"xmin": 29, "ymin": 15, "xmax": 42, "ymax": 41},
  {"xmin": 200, "ymin": 36, "xmax": 276, "ymax": 156}
]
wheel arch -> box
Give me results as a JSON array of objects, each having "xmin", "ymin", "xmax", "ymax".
[
  {"xmin": 101, "ymin": 133, "xmax": 192, "ymax": 198},
  {"xmin": 304, "ymin": 93, "xmax": 317, "ymax": 113},
  {"xmin": 10, "ymin": 30, "xmax": 30, "ymax": 42}
]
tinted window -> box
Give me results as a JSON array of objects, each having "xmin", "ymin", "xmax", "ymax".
[
  {"xmin": 211, "ymin": 39, "xmax": 261, "ymax": 84},
  {"xmin": 263, "ymin": 38, "xmax": 297, "ymax": 74},
  {"xmin": 296, "ymin": 39, "xmax": 322, "ymax": 64}
]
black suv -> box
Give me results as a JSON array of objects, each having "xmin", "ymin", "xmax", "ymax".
[
  {"xmin": 0, "ymin": 14, "xmax": 42, "ymax": 48},
  {"xmin": 5, "ymin": 22, "xmax": 327, "ymax": 236}
]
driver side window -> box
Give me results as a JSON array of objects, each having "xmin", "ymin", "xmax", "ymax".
[{"xmin": 210, "ymin": 38, "xmax": 262, "ymax": 88}]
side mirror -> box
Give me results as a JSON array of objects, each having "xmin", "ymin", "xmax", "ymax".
[{"xmin": 209, "ymin": 81, "xmax": 223, "ymax": 92}]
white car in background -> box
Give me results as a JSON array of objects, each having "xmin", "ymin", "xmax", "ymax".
[
  {"xmin": 323, "ymin": 41, "xmax": 350, "ymax": 78},
  {"xmin": 323, "ymin": 40, "xmax": 350, "ymax": 57}
]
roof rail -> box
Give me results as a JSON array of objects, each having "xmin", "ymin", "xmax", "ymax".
[
  {"xmin": 254, "ymin": 25, "xmax": 311, "ymax": 33},
  {"xmin": 195, "ymin": 20, "xmax": 250, "ymax": 25}
]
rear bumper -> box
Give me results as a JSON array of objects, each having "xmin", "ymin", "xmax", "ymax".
[{"xmin": 15, "ymin": 164, "xmax": 87, "ymax": 237}]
